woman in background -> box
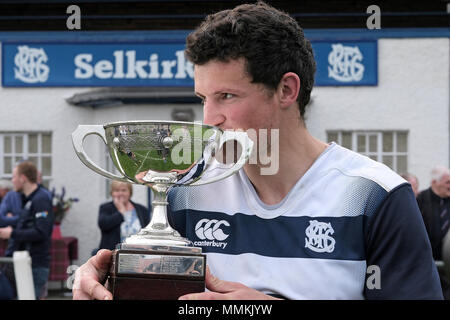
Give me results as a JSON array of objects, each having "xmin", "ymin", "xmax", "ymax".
[{"xmin": 97, "ymin": 181, "xmax": 149, "ymax": 251}]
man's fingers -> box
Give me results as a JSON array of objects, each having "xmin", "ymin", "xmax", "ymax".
[
  {"xmin": 91, "ymin": 249, "xmax": 113, "ymax": 274},
  {"xmin": 77, "ymin": 266, "xmax": 112, "ymax": 300},
  {"xmin": 72, "ymin": 288, "xmax": 93, "ymax": 300},
  {"xmin": 178, "ymin": 267, "xmax": 242, "ymax": 300},
  {"xmin": 73, "ymin": 249, "xmax": 113, "ymax": 300},
  {"xmin": 205, "ymin": 267, "xmax": 244, "ymax": 294},
  {"xmin": 79, "ymin": 276, "xmax": 112, "ymax": 300}
]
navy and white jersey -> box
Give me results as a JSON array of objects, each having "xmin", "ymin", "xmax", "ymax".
[{"xmin": 168, "ymin": 142, "xmax": 443, "ymax": 299}]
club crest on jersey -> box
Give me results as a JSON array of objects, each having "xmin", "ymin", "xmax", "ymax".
[{"xmin": 305, "ymin": 220, "xmax": 336, "ymax": 253}]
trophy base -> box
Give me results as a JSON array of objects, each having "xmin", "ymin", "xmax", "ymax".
[
  {"xmin": 108, "ymin": 276, "xmax": 206, "ymax": 300},
  {"xmin": 107, "ymin": 244, "xmax": 206, "ymax": 300}
]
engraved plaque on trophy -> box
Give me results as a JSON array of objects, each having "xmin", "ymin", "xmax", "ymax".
[{"xmin": 72, "ymin": 121, "xmax": 253, "ymax": 300}]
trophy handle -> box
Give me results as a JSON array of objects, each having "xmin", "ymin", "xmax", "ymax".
[
  {"xmin": 72, "ymin": 125, "xmax": 130, "ymax": 183},
  {"xmin": 190, "ymin": 130, "xmax": 253, "ymax": 186}
]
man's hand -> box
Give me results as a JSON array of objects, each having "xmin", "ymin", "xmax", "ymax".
[
  {"xmin": 178, "ymin": 268, "xmax": 281, "ymax": 300},
  {"xmin": 0, "ymin": 226, "xmax": 12, "ymax": 239},
  {"xmin": 72, "ymin": 249, "xmax": 113, "ymax": 300}
]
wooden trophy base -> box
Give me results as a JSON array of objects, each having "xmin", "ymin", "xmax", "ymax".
[{"xmin": 107, "ymin": 247, "xmax": 206, "ymax": 300}]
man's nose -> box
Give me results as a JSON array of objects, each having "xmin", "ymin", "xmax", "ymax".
[{"xmin": 203, "ymin": 101, "xmax": 225, "ymax": 127}]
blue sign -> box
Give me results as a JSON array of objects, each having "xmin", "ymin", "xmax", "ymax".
[{"xmin": 1, "ymin": 41, "xmax": 377, "ymax": 87}]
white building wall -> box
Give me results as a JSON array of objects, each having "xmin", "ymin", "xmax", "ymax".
[
  {"xmin": 0, "ymin": 37, "xmax": 448, "ymax": 268},
  {"xmin": 307, "ymin": 38, "xmax": 450, "ymax": 191}
]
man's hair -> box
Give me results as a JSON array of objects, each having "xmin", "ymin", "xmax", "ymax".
[
  {"xmin": 185, "ymin": 1, "xmax": 316, "ymax": 118},
  {"xmin": 431, "ymin": 165, "xmax": 450, "ymax": 182},
  {"xmin": 17, "ymin": 161, "xmax": 38, "ymax": 183}
]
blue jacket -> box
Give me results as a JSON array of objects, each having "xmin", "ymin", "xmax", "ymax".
[
  {"xmin": 98, "ymin": 201, "xmax": 149, "ymax": 251},
  {"xmin": 6, "ymin": 185, "xmax": 54, "ymax": 268},
  {"xmin": 0, "ymin": 191, "xmax": 22, "ymax": 227}
]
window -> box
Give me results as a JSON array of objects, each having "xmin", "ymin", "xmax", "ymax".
[
  {"xmin": 327, "ymin": 131, "xmax": 408, "ymax": 173},
  {"xmin": 0, "ymin": 132, "xmax": 52, "ymax": 187}
]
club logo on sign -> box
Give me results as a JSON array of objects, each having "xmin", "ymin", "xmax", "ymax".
[
  {"xmin": 14, "ymin": 46, "xmax": 50, "ymax": 84},
  {"xmin": 328, "ymin": 43, "xmax": 365, "ymax": 83}
]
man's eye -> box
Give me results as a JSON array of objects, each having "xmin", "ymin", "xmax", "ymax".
[{"xmin": 223, "ymin": 93, "xmax": 234, "ymax": 99}]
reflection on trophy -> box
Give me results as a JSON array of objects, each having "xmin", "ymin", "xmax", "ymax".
[{"xmin": 72, "ymin": 121, "xmax": 253, "ymax": 300}]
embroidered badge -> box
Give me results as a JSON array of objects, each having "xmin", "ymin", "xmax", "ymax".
[{"xmin": 305, "ymin": 220, "xmax": 336, "ymax": 253}]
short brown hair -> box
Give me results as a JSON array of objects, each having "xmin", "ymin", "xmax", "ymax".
[
  {"xmin": 185, "ymin": 1, "xmax": 316, "ymax": 119},
  {"xmin": 110, "ymin": 181, "xmax": 133, "ymax": 197},
  {"xmin": 16, "ymin": 161, "xmax": 38, "ymax": 183}
]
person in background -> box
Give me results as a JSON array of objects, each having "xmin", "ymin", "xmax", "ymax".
[
  {"xmin": 0, "ymin": 179, "xmax": 21, "ymax": 229},
  {"xmin": 97, "ymin": 181, "xmax": 149, "ymax": 252},
  {"xmin": 0, "ymin": 161, "xmax": 53, "ymax": 299},
  {"xmin": 0, "ymin": 179, "xmax": 12, "ymax": 204},
  {"xmin": 401, "ymin": 173, "xmax": 420, "ymax": 198},
  {"xmin": 0, "ymin": 170, "xmax": 49, "ymax": 229},
  {"xmin": 417, "ymin": 165, "xmax": 450, "ymax": 299}
]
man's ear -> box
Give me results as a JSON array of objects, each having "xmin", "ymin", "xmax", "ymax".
[{"xmin": 278, "ymin": 72, "xmax": 300, "ymax": 109}]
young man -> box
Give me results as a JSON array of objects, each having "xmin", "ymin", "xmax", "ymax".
[
  {"xmin": 73, "ymin": 2, "xmax": 442, "ymax": 299},
  {"xmin": 0, "ymin": 171, "xmax": 51, "ymax": 228},
  {"xmin": 0, "ymin": 161, "xmax": 53, "ymax": 299}
]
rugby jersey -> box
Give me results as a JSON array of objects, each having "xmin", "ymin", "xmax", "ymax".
[{"xmin": 168, "ymin": 142, "xmax": 442, "ymax": 299}]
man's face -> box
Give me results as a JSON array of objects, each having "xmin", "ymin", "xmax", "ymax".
[
  {"xmin": 434, "ymin": 173, "xmax": 450, "ymax": 198},
  {"xmin": 11, "ymin": 167, "xmax": 23, "ymax": 192},
  {"xmin": 194, "ymin": 58, "xmax": 279, "ymax": 132}
]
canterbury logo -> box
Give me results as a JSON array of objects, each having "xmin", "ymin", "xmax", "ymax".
[{"xmin": 195, "ymin": 219, "xmax": 230, "ymax": 241}]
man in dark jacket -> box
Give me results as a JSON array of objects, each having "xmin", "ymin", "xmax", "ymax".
[
  {"xmin": 417, "ymin": 165, "xmax": 450, "ymax": 298},
  {"xmin": 0, "ymin": 161, "xmax": 53, "ymax": 299}
]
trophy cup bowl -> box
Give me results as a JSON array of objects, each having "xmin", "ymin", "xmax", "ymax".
[{"xmin": 72, "ymin": 120, "xmax": 253, "ymax": 300}]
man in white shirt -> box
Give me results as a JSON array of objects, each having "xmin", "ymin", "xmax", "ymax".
[{"xmin": 73, "ymin": 1, "xmax": 442, "ymax": 300}]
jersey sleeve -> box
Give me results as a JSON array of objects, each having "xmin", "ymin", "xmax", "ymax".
[{"xmin": 364, "ymin": 183, "xmax": 443, "ymax": 299}]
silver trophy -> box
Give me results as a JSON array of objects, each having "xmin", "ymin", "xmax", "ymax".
[{"xmin": 71, "ymin": 120, "xmax": 253, "ymax": 299}]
